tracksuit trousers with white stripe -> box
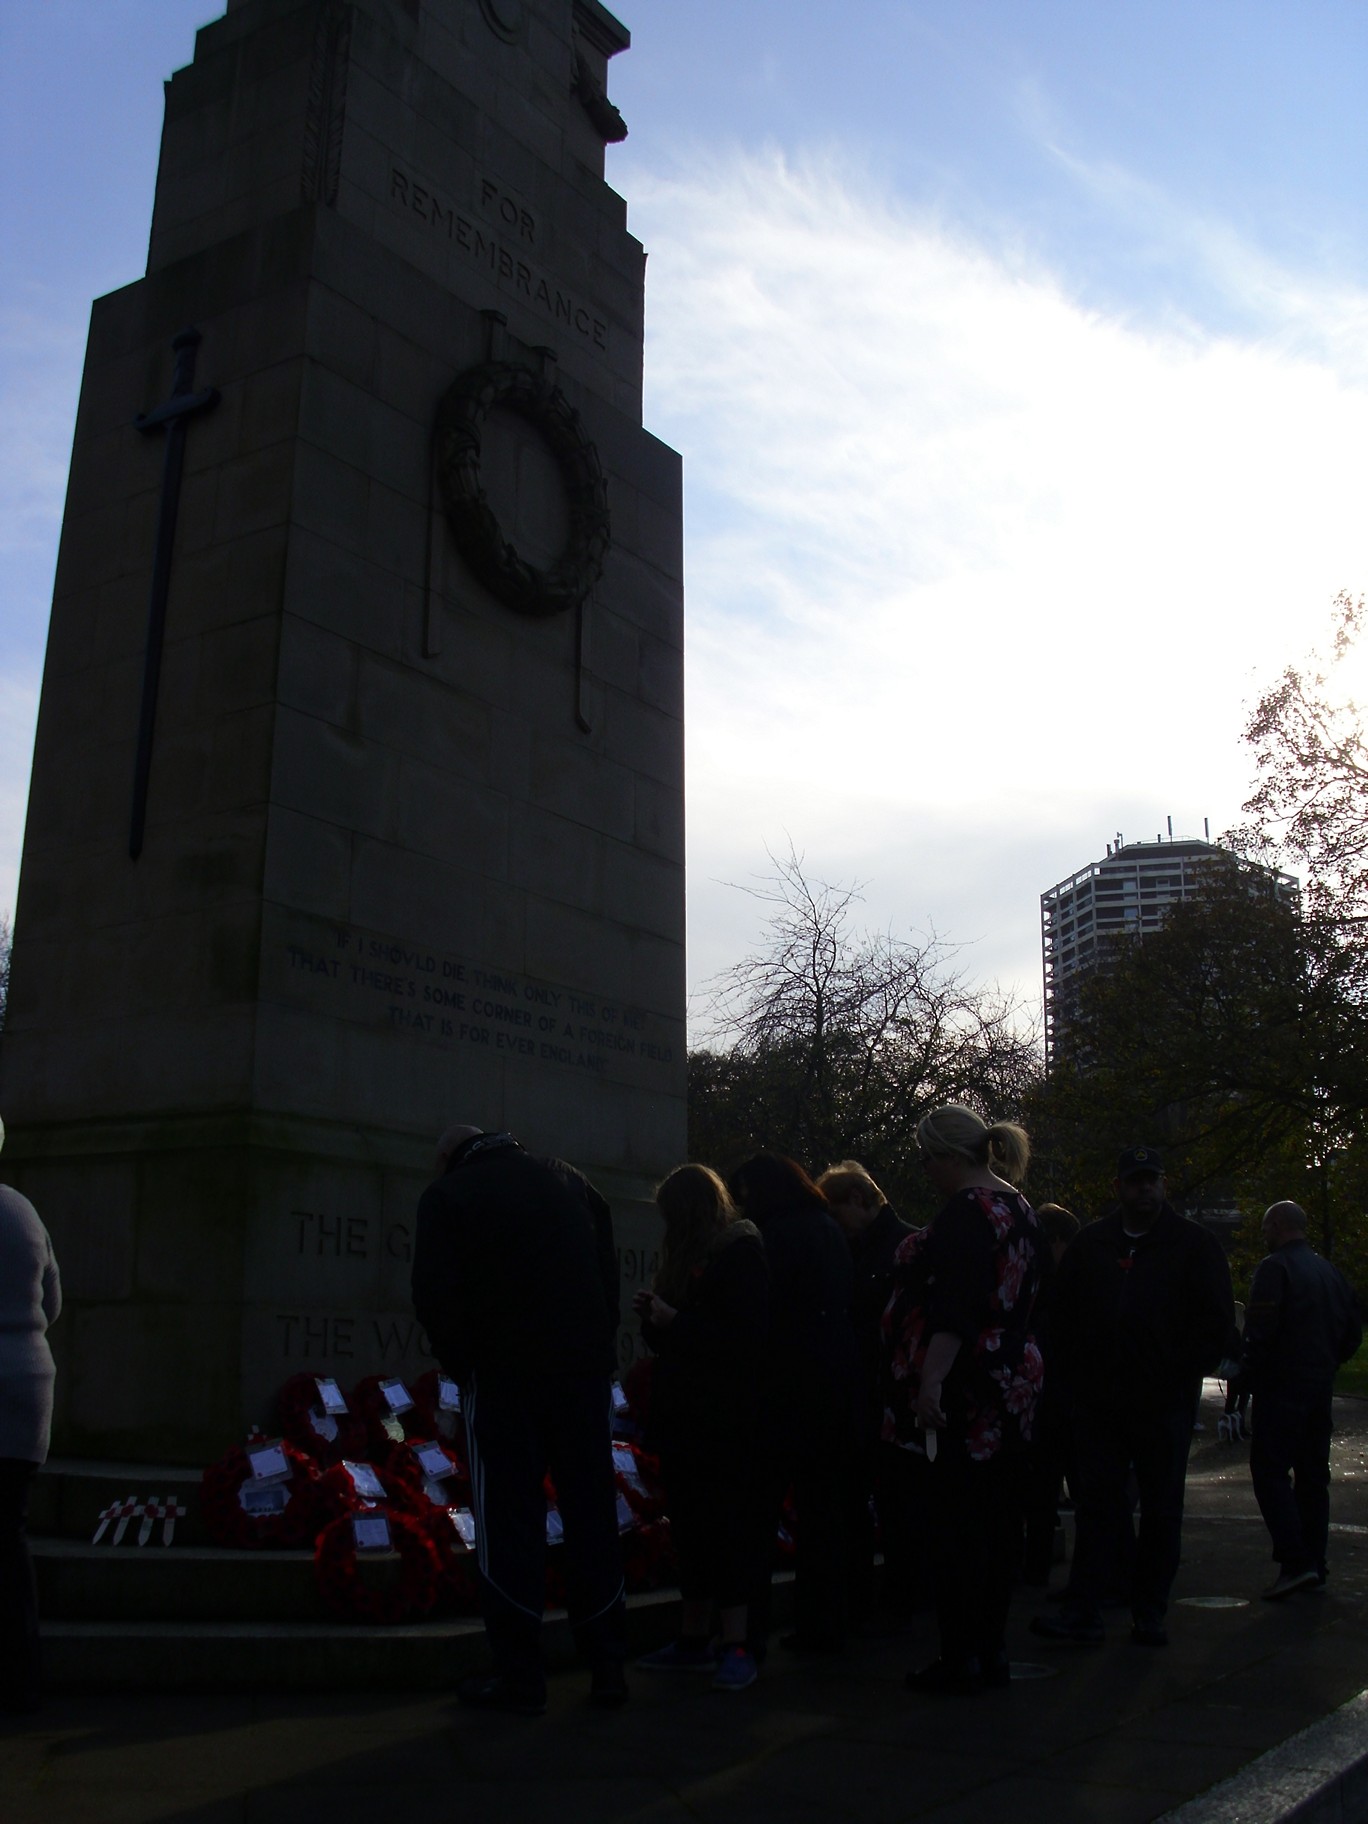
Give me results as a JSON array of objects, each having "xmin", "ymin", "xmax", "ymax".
[{"xmin": 464, "ymin": 1370, "xmax": 626, "ymax": 1688}]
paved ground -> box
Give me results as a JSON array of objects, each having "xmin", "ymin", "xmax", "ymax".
[{"xmin": 6, "ymin": 1381, "xmax": 1368, "ymax": 1824}]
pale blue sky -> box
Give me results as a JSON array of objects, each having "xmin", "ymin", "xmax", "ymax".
[{"xmin": 4, "ymin": 1, "xmax": 1368, "ymax": 1024}]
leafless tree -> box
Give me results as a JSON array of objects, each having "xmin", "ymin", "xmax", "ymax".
[{"xmin": 688, "ymin": 848, "xmax": 1040, "ymax": 1217}]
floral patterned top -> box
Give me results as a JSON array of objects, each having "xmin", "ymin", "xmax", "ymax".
[{"xmin": 881, "ymin": 1185, "xmax": 1045, "ymax": 1462}]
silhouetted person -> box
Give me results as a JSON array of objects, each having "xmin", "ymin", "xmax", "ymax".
[
  {"xmin": 1020, "ymin": 1202, "xmax": 1080, "ymax": 1585},
  {"xmin": 1032, "ymin": 1147, "xmax": 1232, "ymax": 1649},
  {"xmin": 412, "ymin": 1124, "xmax": 625, "ymax": 1714},
  {"xmin": 1244, "ymin": 1200, "xmax": 1361, "ymax": 1599},
  {"xmin": 729, "ymin": 1154, "xmax": 857, "ymax": 1655},
  {"xmin": 0, "ymin": 1115, "xmax": 62, "ymax": 1716},
  {"xmin": 885, "ymin": 1106, "xmax": 1044, "ymax": 1694},
  {"xmin": 817, "ymin": 1159, "xmax": 918, "ymax": 1627},
  {"xmin": 635, "ymin": 1165, "xmax": 769, "ymax": 1691}
]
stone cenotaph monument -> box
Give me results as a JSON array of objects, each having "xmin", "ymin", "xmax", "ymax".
[{"xmin": 1, "ymin": 0, "xmax": 684, "ymax": 1462}]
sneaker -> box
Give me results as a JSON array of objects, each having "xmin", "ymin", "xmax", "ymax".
[
  {"xmin": 1029, "ymin": 1611, "xmax": 1104, "ymax": 1646},
  {"xmin": 457, "ymin": 1673, "xmax": 547, "ymax": 1716},
  {"xmin": 1262, "ymin": 1567, "xmax": 1320, "ymax": 1601},
  {"xmin": 711, "ymin": 1646, "xmax": 759, "ymax": 1692},
  {"xmin": 637, "ymin": 1639, "xmax": 718, "ymax": 1673}
]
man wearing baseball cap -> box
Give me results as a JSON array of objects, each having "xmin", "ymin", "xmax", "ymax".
[{"xmin": 1031, "ymin": 1146, "xmax": 1233, "ymax": 1648}]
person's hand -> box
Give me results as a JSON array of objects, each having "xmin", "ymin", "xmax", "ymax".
[
  {"xmin": 916, "ymin": 1378, "xmax": 946, "ymax": 1430},
  {"xmin": 642, "ymin": 1294, "xmax": 677, "ymax": 1329},
  {"xmin": 631, "ymin": 1288, "xmax": 652, "ymax": 1315}
]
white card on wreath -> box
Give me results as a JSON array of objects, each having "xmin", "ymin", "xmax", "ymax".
[
  {"xmin": 239, "ymin": 1482, "xmax": 290, "ymax": 1516},
  {"xmin": 438, "ymin": 1376, "xmax": 462, "ymax": 1412},
  {"xmin": 451, "ymin": 1509, "xmax": 477, "ymax": 1547},
  {"xmin": 616, "ymin": 1492, "xmax": 635, "ymax": 1531},
  {"xmin": 315, "ymin": 1377, "xmax": 348, "ymax": 1415},
  {"xmin": 379, "ymin": 1377, "xmax": 414, "ymax": 1413},
  {"xmin": 414, "ymin": 1443, "xmax": 451, "ymax": 1479},
  {"xmin": 353, "ymin": 1514, "xmax": 392, "ymax": 1552},
  {"xmin": 342, "ymin": 1460, "xmax": 386, "ymax": 1499},
  {"xmin": 546, "ymin": 1509, "xmax": 564, "ymax": 1545},
  {"xmin": 246, "ymin": 1442, "xmax": 289, "ymax": 1481},
  {"xmin": 611, "ymin": 1382, "xmax": 628, "ymax": 1414}
]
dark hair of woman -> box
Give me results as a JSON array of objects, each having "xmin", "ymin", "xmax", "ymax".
[
  {"xmin": 726, "ymin": 1153, "xmax": 829, "ymax": 1223},
  {"xmin": 653, "ymin": 1164, "xmax": 740, "ymax": 1307},
  {"xmin": 1035, "ymin": 1202, "xmax": 1081, "ymax": 1247}
]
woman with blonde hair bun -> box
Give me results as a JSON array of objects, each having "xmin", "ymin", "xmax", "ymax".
[
  {"xmin": 883, "ymin": 1105, "xmax": 1045, "ymax": 1694},
  {"xmin": 915, "ymin": 1106, "xmax": 1031, "ymax": 1185},
  {"xmin": 634, "ymin": 1165, "xmax": 769, "ymax": 1691}
]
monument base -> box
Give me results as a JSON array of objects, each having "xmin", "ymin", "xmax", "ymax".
[{"xmin": 11, "ymin": 1114, "xmax": 660, "ymax": 1462}]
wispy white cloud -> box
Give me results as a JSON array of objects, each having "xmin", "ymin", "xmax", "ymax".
[
  {"xmin": 628, "ymin": 147, "xmax": 1368, "ymax": 1018},
  {"xmin": 1032, "ymin": 133, "xmax": 1368, "ymax": 372}
]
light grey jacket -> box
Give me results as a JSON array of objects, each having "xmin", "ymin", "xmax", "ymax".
[{"xmin": 0, "ymin": 1184, "xmax": 63, "ymax": 1463}]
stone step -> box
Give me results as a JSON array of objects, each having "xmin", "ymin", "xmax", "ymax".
[
  {"xmin": 33, "ymin": 1537, "xmax": 328, "ymax": 1624},
  {"xmin": 40, "ymin": 1583, "xmax": 774, "ymax": 1691},
  {"xmin": 32, "ymin": 1457, "xmax": 208, "ymax": 1546},
  {"xmin": 43, "ymin": 1615, "xmax": 492, "ymax": 1693}
]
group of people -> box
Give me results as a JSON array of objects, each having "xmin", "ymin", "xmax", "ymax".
[
  {"xmin": 410, "ymin": 1112, "xmax": 1364, "ymax": 1713},
  {"xmin": 1, "ymin": 1107, "xmax": 1358, "ymax": 1721}
]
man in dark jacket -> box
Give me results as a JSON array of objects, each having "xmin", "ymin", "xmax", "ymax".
[
  {"xmin": 1243, "ymin": 1200, "xmax": 1362, "ymax": 1600},
  {"xmin": 1031, "ymin": 1146, "xmax": 1233, "ymax": 1648},
  {"xmin": 411, "ymin": 1125, "xmax": 625, "ymax": 1714}
]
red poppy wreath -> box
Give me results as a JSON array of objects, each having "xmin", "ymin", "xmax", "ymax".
[
  {"xmin": 274, "ymin": 1372, "xmax": 368, "ymax": 1466},
  {"xmin": 199, "ymin": 1440, "xmax": 321, "ymax": 1549},
  {"xmin": 313, "ymin": 1508, "xmax": 443, "ymax": 1625}
]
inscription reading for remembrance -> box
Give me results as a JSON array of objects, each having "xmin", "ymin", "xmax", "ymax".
[
  {"xmin": 389, "ymin": 165, "xmax": 608, "ymax": 352},
  {"xmin": 478, "ymin": 177, "xmax": 538, "ymax": 244},
  {"xmin": 282, "ymin": 924, "xmax": 676, "ymax": 1075}
]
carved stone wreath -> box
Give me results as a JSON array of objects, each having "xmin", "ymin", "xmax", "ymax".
[{"xmin": 435, "ymin": 360, "xmax": 610, "ymax": 619}]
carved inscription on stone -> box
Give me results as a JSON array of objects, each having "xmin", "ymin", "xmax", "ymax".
[
  {"xmin": 294, "ymin": 1208, "xmax": 412, "ymax": 1263},
  {"xmin": 271, "ymin": 915, "xmax": 678, "ymax": 1080},
  {"xmin": 388, "ymin": 165, "xmax": 609, "ymax": 351},
  {"xmin": 271, "ymin": 1311, "xmax": 430, "ymax": 1365}
]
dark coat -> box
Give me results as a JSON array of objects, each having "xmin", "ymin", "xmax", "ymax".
[
  {"xmin": 1052, "ymin": 1203, "xmax": 1233, "ymax": 1414},
  {"xmin": 411, "ymin": 1134, "xmax": 618, "ymax": 1385},
  {"xmin": 849, "ymin": 1204, "xmax": 912, "ymax": 1434},
  {"xmin": 641, "ymin": 1226, "xmax": 770, "ymax": 1452},
  {"xmin": 1243, "ymin": 1238, "xmax": 1362, "ymax": 1399},
  {"xmin": 754, "ymin": 1198, "xmax": 858, "ymax": 1435}
]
